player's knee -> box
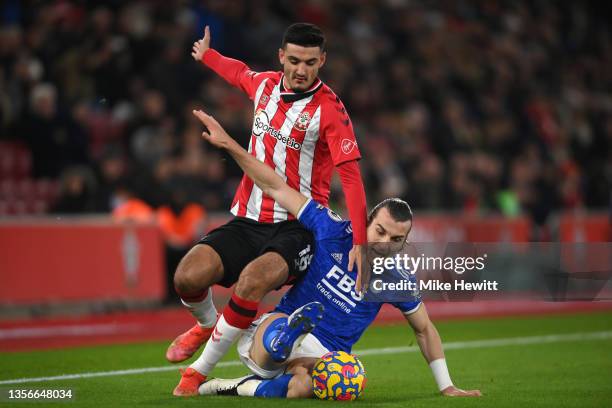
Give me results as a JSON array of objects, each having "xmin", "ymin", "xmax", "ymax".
[
  {"xmin": 235, "ymin": 256, "xmax": 288, "ymax": 301},
  {"xmin": 234, "ymin": 270, "xmax": 267, "ymax": 301},
  {"xmin": 173, "ymin": 271, "xmax": 201, "ymax": 296},
  {"xmin": 286, "ymin": 373, "xmax": 312, "ymax": 399},
  {"xmin": 174, "ymin": 245, "xmax": 222, "ymax": 295}
]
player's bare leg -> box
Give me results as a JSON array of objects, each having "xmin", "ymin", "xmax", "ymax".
[
  {"xmin": 175, "ymin": 252, "xmax": 289, "ymax": 396},
  {"xmin": 198, "ymin": 372, "xmax": 313, "ymax": 399},
  {"xmin": 197, "ymin": 311, "xmax": 321, "ymax": 399},
  {"xmin": 248, "ymin": 302, "xmax": 323, "ymax": 367},
  {"xmin": 166, "ymin": 244, "xmax": 224, "ymax": 363},
  {"xmin": 249, "ymin": 312, "xmax": 289, "ymax": 372},
  {"xmin": 199, "ymin": 358, "xmax": 316, "ymax": 398},
  {"xmin": 265, "ymin": 302, "xmax": 323, "ymax": 362},
  {"xmin": 233, "ymin": 252, "xmax": 290, "ymax": 301},
  {"xmin": 286, "ymin": 360, "xmax": 316, "ymax": 398}
]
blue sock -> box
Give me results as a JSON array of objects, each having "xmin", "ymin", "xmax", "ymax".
[
  {"xmin": 262, "ymin": 317, "xmax": 287, "ymax": 355},
  {"xmin": 254, "ymin": 374, "xmax": 293, "ymax": 398}
]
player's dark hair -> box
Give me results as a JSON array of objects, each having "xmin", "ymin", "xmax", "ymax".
[
  {"xmin": 367, "ymin": 198, "xmax": 413, "ymax": 226},
  {"xmin": 282, "ymin": 23, "xmax": 326, "ymax": 50}
]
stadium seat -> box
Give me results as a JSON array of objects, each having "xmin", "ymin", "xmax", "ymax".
[
  {"xmin": 15, "ymin": 147, "xmax": 32, "ymax": 180},
  {"xmin": 0, "ymin": 200, "xmax": 9, "ymax": 215},
  {"xmin": 0, "ymin": 141, "xmax": 32, "ymax": 181},
  {"xmin": 30, "ymin": 199, "xmax": 48, "ymax": 214},
  {"xmin": 16, "ymin": 179, "xmax": 35, "ymax": 199},
  {"xmin": 0, "ymin": 180, "xmax": 16, "ymax": 199},
  {"xmin": 0, "ymin": 150, "xmax": 16, "ymax": 180}
]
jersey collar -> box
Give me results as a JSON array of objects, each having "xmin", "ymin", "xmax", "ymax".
[{"xmin": 279, "ymin": 75, "xmax": 323, "ymax": 103}]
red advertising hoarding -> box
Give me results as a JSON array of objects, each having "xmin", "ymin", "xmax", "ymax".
[{"xmin": 0, "ymin": 220, "xmax": 165, "ymax": 304}]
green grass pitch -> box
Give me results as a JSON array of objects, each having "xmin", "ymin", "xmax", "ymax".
[{"xmin": 1, "ymin": 312, "xmax": 611, "ymax": 407}]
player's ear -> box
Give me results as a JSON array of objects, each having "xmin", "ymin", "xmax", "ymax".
[
  {"xmin": 318, "ymin": 51, "xmax": 326, "ymax": 68},
  {"xmin": 278, "ymin": 48, "xmax": 285, "ymax": 65}
]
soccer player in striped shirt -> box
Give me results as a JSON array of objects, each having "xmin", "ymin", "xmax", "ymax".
[{"xmin": 170, "ymin": 23, "xmax": 369, "ymax": 396}]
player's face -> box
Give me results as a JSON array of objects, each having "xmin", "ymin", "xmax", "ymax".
[
  {"xmin": 279, "ymin": 43, "xmax": 326, "ymax": 92},
  {"xmin": 367, "ymin": 208, "xmax": 411, "ymax": 256}
]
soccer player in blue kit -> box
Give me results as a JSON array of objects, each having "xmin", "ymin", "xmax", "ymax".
[{"xmin": 192, "ymin": 110, "xmax": 481, "ymax": 399}]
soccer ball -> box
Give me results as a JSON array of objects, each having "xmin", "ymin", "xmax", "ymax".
[{"xmin": 311, "ymin": 351, "xmax": 367, "ymax": 401}]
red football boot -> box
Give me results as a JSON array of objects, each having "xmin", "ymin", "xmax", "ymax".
[
  {"xmin": 166, "ymin": 324, "xmax": 214, "ymax": 363},
  {"xmin": 173, "ymin": 368, "xmax": 207, "ymax": 397}
]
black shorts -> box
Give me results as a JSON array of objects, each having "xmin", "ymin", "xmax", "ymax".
[{"xmin": 197, "ymin": 217, "xmax": 314, "ymax": 288}]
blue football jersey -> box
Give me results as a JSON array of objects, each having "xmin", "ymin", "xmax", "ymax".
[{"xmin": 274, "ymin": 199, "xmax": 421, "ymax": 352}]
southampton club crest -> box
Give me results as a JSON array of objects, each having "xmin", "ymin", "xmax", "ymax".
[
  {"xmin": 258, "ymin": 94, "xmax": 269, "ymax": 107},
  {"xmin": 293, "ymin": 111, "xmax": 312, "ymax": 131}
]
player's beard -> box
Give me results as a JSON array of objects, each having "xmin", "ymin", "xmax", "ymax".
[
  {"xmin": 285, "ymin": 70, "xmax": 316, "ymax": 92},
  {"xmin": 367, "ymin": 241, "xmax": 406, "ymax": 258},
  {"xmin": 367, "ymin": 243, "xmax": 389, "ymax": 259},
  {"xmin": 291, "ymin": 79, "xmax": 309, "ymax": 92}
]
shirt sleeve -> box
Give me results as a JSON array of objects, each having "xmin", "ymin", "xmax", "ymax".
[
  {"xmin": 336, "ymin": 160, "xmax": 367, "ymax": 245},
  {"xmin": 320, "ymin": 97, "xmax": 362, "ymax": 166},
  {"xmin": 201, "ymin": 49, "xmax": 276, "ymax": 100},
  {"xmin": 297, "ymin": 199, "xmax": 352, "ymax": 241},
  {"xmin": 389, "ymin": 265, "xmax": 422, "ymax": 314}
]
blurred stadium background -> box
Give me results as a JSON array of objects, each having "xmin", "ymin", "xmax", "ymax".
[{"xmin": 1, "ymin": 0, "xmax": 610, "ymax": 353}]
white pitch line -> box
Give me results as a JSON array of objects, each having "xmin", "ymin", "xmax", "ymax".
[
  {"xmin": 355, "ymin": 330, "xmax": 612, "ymax": 356},
  {"xmin": 0, "ymin": 361, "xmax": 244, "ymax": 385},
  {"xmin": 1, "ymin": 330, "xmax": 610, "ymax": 385},
  {"xmin": 0, "ymin": 324, "xmax": 143, "ymax": 340}
]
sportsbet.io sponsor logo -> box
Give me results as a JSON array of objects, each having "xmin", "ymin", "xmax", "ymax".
[{"xmin": 253, "ymin": 109, "xmax": 302, "ymax": 150}]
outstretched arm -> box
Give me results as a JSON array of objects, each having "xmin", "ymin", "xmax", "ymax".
[
  {"xmin": 192, "ymin": 110, "xmax": 307, "ymax": 216},
  {"xmin": 405, "ymin": 305, "xmax": 482, "ymax": 397},
  {"xmin": 321, "ymin": 100, "xmax": 367, "ymax": 293},
  {"xmin": 192, "ymin": 26, "xmax": 272, "ymax": 100},
  {"xmin": 336, "ymin": 161, "xmax": 367, "ymax": 293}
]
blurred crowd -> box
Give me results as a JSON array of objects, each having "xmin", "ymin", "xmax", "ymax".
[{"xmin": 1, "ymin": 0, "xmax": 611, "ymax": 230}]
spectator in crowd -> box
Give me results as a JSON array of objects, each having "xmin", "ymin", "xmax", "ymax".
[
  {"xmin": 0, "ymin": 0, "xmax": 610, "ymax": 226},
  {"xmin": 51, "ymin": 165, "xmax": 97, "ymax": 214}
]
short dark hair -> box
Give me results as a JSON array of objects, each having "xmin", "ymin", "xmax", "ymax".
[
  {"xmin": 367, "ymin": 198, "xmax": 413, "ymax": 227},
  {"xmin": 282, "ymin": 23, "xmax": 326, "ymax": 50}
]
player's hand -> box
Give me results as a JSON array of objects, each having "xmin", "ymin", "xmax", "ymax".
[
  {"xmin": 441, "ymin": 386, "xmax": 482, "ymax": 397},
  {"xmin": 349, "ymin": 244, "xmax": 364, "ymax": 295},
  {"xmin": 191, "ymin": 25, "xmax": 211, "ymax": 61},
  {"xmin": 192, "ymin": 109, "xmax": 234, "ymax": 149}
]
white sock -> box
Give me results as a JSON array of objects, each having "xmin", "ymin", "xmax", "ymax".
[
  {"xmin": 181, "ymin": 288, "xmax": 217, "ymax": 328},
  {"xmin": 189, "ymin": 315, "xmax": 243, "ymax": 376},
  {"xmin": 237, "ymin": 379, "xmax": 262, "ymax": 396},
  {"xmin": 200, "ymin": 377, "xmax": 261, "ymax": 396}
]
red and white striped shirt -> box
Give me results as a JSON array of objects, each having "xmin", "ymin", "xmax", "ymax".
[{"xmin": 202, "ymin": 49, "xmax": 366, "ymax": 242}]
